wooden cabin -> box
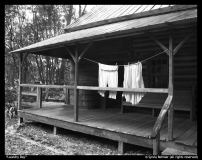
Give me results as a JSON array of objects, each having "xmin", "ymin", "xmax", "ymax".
[{"xmin": 10, "ymin": 5, "xmax": 197, "ymax": 155}]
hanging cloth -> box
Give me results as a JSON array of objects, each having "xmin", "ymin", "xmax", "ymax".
[
  {"xmin": 98, "ymin": 63, "xmax": 118, "ymax": 99},
  {"xmin": 122, "ymin": 62, "xmax": 145, "ymax": 105}
]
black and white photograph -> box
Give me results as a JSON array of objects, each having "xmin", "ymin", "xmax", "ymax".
[{"xmin": 5, "ymin": 5, "xmax": 197, "ymax": 156}]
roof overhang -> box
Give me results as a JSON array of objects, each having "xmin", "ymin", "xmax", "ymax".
[
  {"xmin": 10, "ymin": 8, "xmax": 197, "ymax": 55},
  {"xmin": 64, "ymin": 5, "xmax": 197, "ymax": 33}
]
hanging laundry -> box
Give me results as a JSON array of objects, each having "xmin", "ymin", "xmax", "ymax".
[
  {"xmin": 122, "ymin": 65, "xmax": 131, "ymax": 102},
  {"xmin": 98, "ymin": 63, "xmax": 118, "ymax": 99},
  {"xmin": 122, "ymin": 62, "xmax": 145, "ymax": 105}
]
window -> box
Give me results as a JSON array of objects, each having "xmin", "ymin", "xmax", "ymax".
[{"xmin": 150, "ymin": 58, "xmax": 168, "ymax": 88}]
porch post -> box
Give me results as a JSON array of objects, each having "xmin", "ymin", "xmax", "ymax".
[
  {"xmin": 168, "ymin": 26, "xmax": 174, "ymax": 141},
  {"xmin": 74, "ymin": 43, "xmax": 79, "ymax": 122},
  {"xmin": 18, "ymin": 53, "xmax": 23, "ymax": 125},
  {"xmin": 37, "ymin": 87, "xmax": 42, "ymax": 108}
]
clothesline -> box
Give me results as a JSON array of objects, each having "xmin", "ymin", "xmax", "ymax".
[{"xmin": 82, "ymin": 49, "xmax": 168, "ymax": 66}]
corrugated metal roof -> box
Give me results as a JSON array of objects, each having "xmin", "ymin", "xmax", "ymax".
[
  {"xmin": 10, "ymin": 9, "xmax": 197, "ymax": 54},
  {"xmin": 66, "ymin": 5, "xmax": 173, "ymax": 30}
]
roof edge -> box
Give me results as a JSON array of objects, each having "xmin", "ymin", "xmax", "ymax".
[
  {"xmin": 10, "ymin": 17, "xmax": 197, "ymax": 55},
  {"xmin": 64, "ymin": 5, "xmax": 197, "ymax": 33}
]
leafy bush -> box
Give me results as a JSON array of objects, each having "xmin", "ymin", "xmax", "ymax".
[{"xmin": 5, "ymin": 83, "xmax": 18, "ymax": 107}]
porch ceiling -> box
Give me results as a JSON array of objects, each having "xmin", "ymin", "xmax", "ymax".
[{"xmin": 10, "ymin": 8, "xmax": 197, "ymax": 56}]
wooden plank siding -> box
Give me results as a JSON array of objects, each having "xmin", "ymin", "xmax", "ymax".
[
  {"xmin": 66, "ymin": 24, "xmax": 197, "ymax": 114},
  {"xmin": 19, "ymin": 25, "xmax": 197, "ymax": 116},
  {"xmin": 130, "ymin": 26, "xmax": 197, "ymax": 117}
]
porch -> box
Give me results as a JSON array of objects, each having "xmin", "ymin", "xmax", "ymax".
[
  {"xmin": 19, "ymin": 101, "xmax": 197, "ymax": 154},
  {"xmin": 11, "ymin": 5, "xmax": 197, "ymax": 155}
]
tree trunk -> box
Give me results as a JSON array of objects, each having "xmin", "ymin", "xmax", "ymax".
[
  {"xmin": 23, "ymin": 57, "xmax": 28, "ymax": 83},
  {"xmin": 39, "ymin": 55, "xmax": 45, "ymax": 83},
  {"xmin": 46, "ymin": 57, "xmax": 49, "ymax": 84},
  {"xmin": 80, "ymin": 5, "xmax": 87, "ymax": 17},
  {"xmin": 59, "ymin": 59, "xmax": 65, "ymax": 85},
  {"xmin": 65, "ymin": 5, "xmax": 73, "ymax": 26},
  {"xmin": 35, "ymin": 55, "xmax": 43, "ymax": 82}
]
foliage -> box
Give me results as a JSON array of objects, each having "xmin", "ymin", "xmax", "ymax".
[
  {"xmin": 5, "ymin": 5, "xmax": 88, "ymax": 103},
  {"xmin": 5, "ymin": 82, "xmax": 18, "ymax": 106}
]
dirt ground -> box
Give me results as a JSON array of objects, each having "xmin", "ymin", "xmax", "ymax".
[{"xmin": 5, "ymin": 116, "xmax": 153, "ymax": 155}]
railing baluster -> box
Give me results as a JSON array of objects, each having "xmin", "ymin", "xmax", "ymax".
[{"xmin": 37, "ymin": 87, "xmax": 42, "ymax": 108}]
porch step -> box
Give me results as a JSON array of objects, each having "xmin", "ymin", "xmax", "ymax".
[{"xmin": 162, "ymin": 148, "xmax": 196, "ymax": 155}]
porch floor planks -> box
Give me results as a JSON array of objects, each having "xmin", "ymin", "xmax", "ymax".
[
  {"xmin": 142, "ymin": 117, "xmax": 182, "ymax": 139},
  {"xmin": 79, "ymin": 109, "xmax": 136, "ymax": 122},
  {"xmin": 78, "ymin": 110, "xmax": 118, "ymax": 121},
  {"xmin": 118, "ymin": 114, "xmax": 156, "ymax": 136},
  {"xmin": 80, "ymin": 114, "xmax": 130, "ymax": 129},
  {"xmin": 99, "ymin": 114, "xmax": 153, "ymax": 134},
  {"xmin": 81, "ymin": 112, "xmax": 146, "ymax": 131},
  {"xmin": 159, "ymin": 117, "xmax": 185, "ymax": 141},
  {"xmin": 162, "ymin": 148, "xmax": 197, "ymax": 155},
  {"xmin": 19, "ymin": 102, "xmax": 197, "ymax": 149},
  {"xmin": 183, "ymin": 130, "xmax": 197, "ymax": 146},
  {"xmin": 173, "ymin": 121, "xmax": 196, "ymax": 143},
  {"xmin": 175, "ymin": 123, "xmax": 197, "ymax": 144},
  {"xmin": 160, "ymin": 118, "xmax": 191, "ymax": 141},
  {"xmin": 21, "ymin": 103, "xmax": 75, "ymax": 121},
  {"xmin": 143, "ymin": 117, "xmax": 169, "ymax": 139},
  {"xmin": 81, "ymin": 108, "xmax": 121, "ymax": 118},
  {"xmin": 127, "ymin": 119, "xmax": 155, "ymax": 137},
  {"xmin": 80, "ymin": 110, "xmax": 137, "ymax": 122},
  {"xmin": 26, "ymin": 108, "xmax": 74, "ymax": 122},
  {"xmin": 79, "ymin": 112, "xmax": 131, "ymax": 128}
]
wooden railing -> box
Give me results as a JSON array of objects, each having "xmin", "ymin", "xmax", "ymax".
[
  {"xmin": 77, "ymin": 86, "xmax": 168, "ymax": 93},
  {"xmin": 19, "ymin": 84, "xmax": 168, "ymax": 108},
  {"xmin": 20, "ymin": 84, "xmax": 74, "ymax": 107},
  {"xmin": 19, "ymin": 84, "xmax": 171, "ymax": 155},
  {"xmin": 22, "ymin": 90, "xmax": 67, "ymax": 96},
  {"xmin": 150, "ymin": 95, "xmax": 173, "ymax": 155},
  {"xmin": 20, "ymin": 84, "xmax": 74, "ymax": 89},
  {"xmin": 20, "ymin": 84, "xmax": 168, "ymax": 92}
]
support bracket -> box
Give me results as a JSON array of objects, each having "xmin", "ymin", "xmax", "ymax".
[
  {"xmin": 78, "ymin": 41, "xmax": 94, "ymax": 62},
  {"xmin": 173, "ymin": 28, "xmax": 197, "ymax": 55},
  {"xmin": 64, "ymin": 46, "xmax": 76, "ymax": 62},
  {"xmin": 145, "ymin": 31, "xmax": 169, "ymax": 55}
]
